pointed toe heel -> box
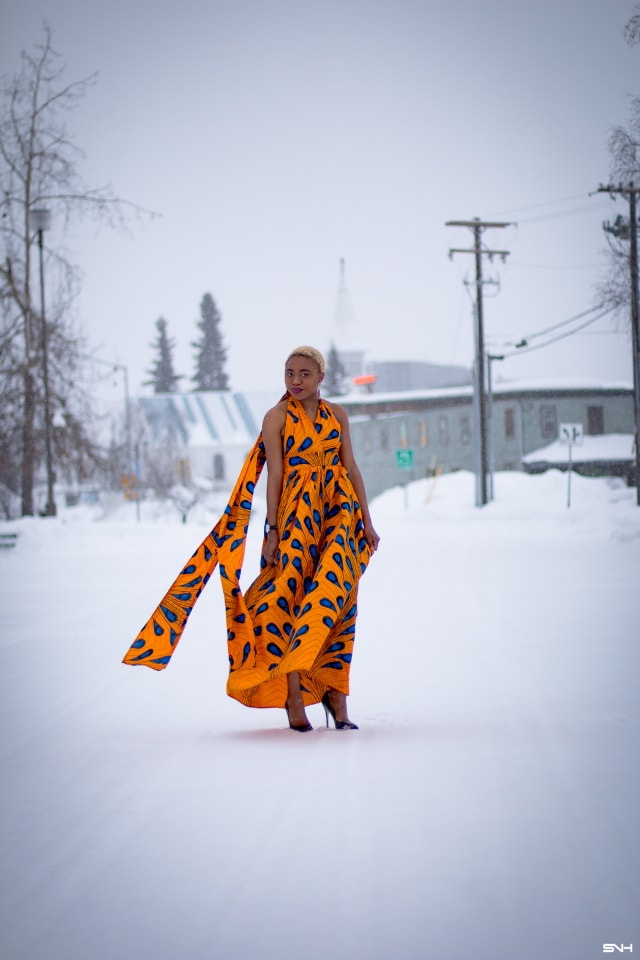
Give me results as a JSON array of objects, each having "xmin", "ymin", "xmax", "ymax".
[
  {"xmin": 285, "ymin": 704, "xmax": 313, "ymax": 733},
  {"xmin": 321, "ymin": 692, "xmax": 359, "ymax": 730}
]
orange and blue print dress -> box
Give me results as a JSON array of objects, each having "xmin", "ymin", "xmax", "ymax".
[{"xmin": 123, "ymin": 398, "xmax": 372, "ymax": 709}]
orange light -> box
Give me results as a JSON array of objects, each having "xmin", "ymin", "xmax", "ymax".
[{"xmin": 353, "ymin": 374, "xmax": 377, "ymax": 385}]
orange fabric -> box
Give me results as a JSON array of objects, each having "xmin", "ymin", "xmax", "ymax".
[{"xmin": 123, "ymin": 398, "xmax": 372, "ymax": 708}]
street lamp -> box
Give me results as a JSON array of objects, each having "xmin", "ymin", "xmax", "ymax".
[{"xmin": 29, "ymin": 207, "xmax": 56, "ymax": 516}]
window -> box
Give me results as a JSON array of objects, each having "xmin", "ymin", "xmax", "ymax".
[
  {"xmin": 504, "ymin": 407, "xmax": 515, "ymax": 441},
  {"xmin": 438, "ymin": 415, "xmax": 449, "ymax": 446},
  {"xmin": 540, "ymin": 405, "xmax": 557, "ymax": 439},
  {"xmin": 418, "ymin": 420, "xmax": 428, "ymax": 447},
  {"xmin": 379, "ymin": 425, "xmax": 389, "ymax": 451},
  {"xmin": 460, "ymin": 416, "xmax": 471, "ymax": 445},
  {"xmin": 176, "ymin": 458, "xmax": 191, "ymax": 484},
  {"xmin": 587, "ymin": 406, "xmax": 604, "ymax": 435}
]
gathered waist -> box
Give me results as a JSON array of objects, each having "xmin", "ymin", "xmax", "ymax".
[{"xmin": 284, "ymin": 448, "xmax": 341, "ymax": 469}]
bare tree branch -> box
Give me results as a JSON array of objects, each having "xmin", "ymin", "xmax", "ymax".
[
  {"xmin": 598, "ymin": 6, "xmax": 640, "ymax": 323},
  {"xmin": 624, "ymin": 4, "xmax": 640, "ymax": 45},
  {"xmin": 0, "ymin": 22, "xmax": 157, "ymax": 515}
]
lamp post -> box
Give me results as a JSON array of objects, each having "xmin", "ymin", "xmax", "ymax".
[
  {"xmin": 111, "ymin": 360, "xmax": 139, "ymax": 521},
  {"xmin": 81, "ymin": 354, "xmax": 139, "ymax": 520},
  {"xmin": 29, "ymin": 208, "xmax": 56, "ymax": 516}
]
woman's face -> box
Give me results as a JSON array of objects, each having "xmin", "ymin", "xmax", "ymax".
[{"xmin": 284, "ymin": 355, "xmax": 324, "ymax": 400}]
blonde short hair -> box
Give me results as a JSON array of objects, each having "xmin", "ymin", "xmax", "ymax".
[{"xmin": 285, "ymin": 345, "xmax": 326, "ymax": 375}]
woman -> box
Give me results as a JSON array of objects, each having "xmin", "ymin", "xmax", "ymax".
[{"xmin": 123, "ymin": 346, "xmax": 380, "ymax": 732}]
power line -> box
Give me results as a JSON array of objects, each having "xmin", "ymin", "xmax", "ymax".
[
  {"xmin": 517, "ymin": 303, "xmax": 606, "ymax": 343},
  {"xmin": 508, "ymin": 261, "xmax": 600, "ymax": 271},
  {"xmin": 501, "ymin": 307, "xmax": 613, "ymax": 358},
  {"xmin": 513, "ymin": 200, "xmax": 609, "ymax": 224},
  {"xmin": 488, "ymin": 192, "xmax": 592, "ymax": 216},
  {"xmin": 488, "ymin": 192, "xmax": 607, "ymax": 220}
]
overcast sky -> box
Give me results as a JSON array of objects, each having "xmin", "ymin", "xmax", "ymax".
[{"xmin": 2, "ymin": 0, "xmax": 639, "ymax": 396}]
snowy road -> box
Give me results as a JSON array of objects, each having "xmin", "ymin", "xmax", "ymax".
[{"xmin": 1, "ymin": 471, "xmax": 639, "ymax": 960}]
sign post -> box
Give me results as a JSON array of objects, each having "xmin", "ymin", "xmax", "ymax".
[
  {"xmin": 395, "ymin": 449, "xmax": 414, "ymax": 470},
  {"xmin": 396, "ymin": 449, "xmax": 414, "ymax": 509},
  {"xmin": 558, "ymin": 423, "xmax": 584, "ymax": 508}
]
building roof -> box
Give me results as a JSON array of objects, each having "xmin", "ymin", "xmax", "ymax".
[
  {"xmin": 139, "ymin": 392, "xmax": 258, "ymax": 447},
  {"xmin": 335, "ymin": 378, "xmax": 634, "ymax": 407}
]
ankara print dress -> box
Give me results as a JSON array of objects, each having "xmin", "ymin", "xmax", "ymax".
[{"xmin": 123, "ymin": 397, "xmax": 372, "ymax": 709}]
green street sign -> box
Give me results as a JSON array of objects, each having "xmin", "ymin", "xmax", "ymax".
[{"xmin": 396, "ymin": 449, "xmax": 414, "ymax": 469}]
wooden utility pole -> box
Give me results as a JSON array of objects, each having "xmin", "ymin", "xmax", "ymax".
[
  {"xmin": 446, "ymin": 218, "xmax": 510, "ymax": 505},
  {"xmin": 599, "ymin": 183, "xmax": 640, "ymax": 505}
]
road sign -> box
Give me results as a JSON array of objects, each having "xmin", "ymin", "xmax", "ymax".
[
  {"xmin": 396, "ymin": 449, "xmax": 414, "ymax": 469},
  {"xmin": 559, "ymin": 423, "xmax": 584, "ymax": 446},
  {"xmin": 558, "ymin": 423, "xmax": 583, "ymax": 508}
]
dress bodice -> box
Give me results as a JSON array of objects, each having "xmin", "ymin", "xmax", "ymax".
[{"xmin": 283, "ymin": 398, "xmax": 342, "ymax": 469}]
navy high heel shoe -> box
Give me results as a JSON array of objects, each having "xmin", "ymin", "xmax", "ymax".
[
  {"xmin": 285, "ymin": 703, "xmax": 313, "ymax": 733},
  {"xmin": 321, "ymin": 692, "xmax": 359, "ymax": 730}
]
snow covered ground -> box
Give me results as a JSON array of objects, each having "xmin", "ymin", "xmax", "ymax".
[{"xmin": 1, "ymin": 469, "xmax": 639, "ymax": 960}]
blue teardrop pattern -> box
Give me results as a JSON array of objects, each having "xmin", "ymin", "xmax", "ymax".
[
  {"xmin": 227, "ymin": 397, "xmax": 372, "ymax": 709},
  {"xmin": 123, "ymin": 429, "xmax": 267, "ymax": 669},
  {"xmin": 123, "ymin": 396, "xmax": 373, "ymax": 713}
]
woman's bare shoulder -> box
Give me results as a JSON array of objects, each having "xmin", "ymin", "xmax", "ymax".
[
  {"xmin": 324, "ymin": 399, "xmax": 348, "ymax": 423},
  {"xmin": 262, "ymin": 400, "xmax": 288, "ymax": 431}
]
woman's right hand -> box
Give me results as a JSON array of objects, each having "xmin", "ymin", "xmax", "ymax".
[
  {"xmin": 262, "ymin": 528, "xmax": 279, "ymax": 565},
  {"xmin": 363, "ymin": 520, "xmax": 380, "ymax": 553}
]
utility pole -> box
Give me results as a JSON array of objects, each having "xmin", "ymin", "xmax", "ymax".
[
  {"xmin": 599, "ymin": 183, "xmax": 640, "ymax": 505},
  {"xmin": 446, "ymin": 218, "xmax": 511, "ymax": 505}
]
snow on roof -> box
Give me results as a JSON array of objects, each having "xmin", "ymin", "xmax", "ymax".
[
  {"xmin": 334, "ymin": 378, "xmax": 633, "ymax": 406},
  {"xmin": 491, "ymin": 377, "xmax": 633, "ymax": 394},
  {"xmin": 140, "ymin": 392, "xmax": 258, "ymax": 447},
  {"xmin": 241, "ymin": 391, "xmax": 279, "ymax": 432},
  {"xmin": 523, "ymin": 433, "xmax": 636, "ymax": 464}
]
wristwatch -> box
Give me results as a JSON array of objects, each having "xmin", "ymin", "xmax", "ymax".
[{"xmin": 264, "ymin": 521, "xmax": 278, "ymax": 536}]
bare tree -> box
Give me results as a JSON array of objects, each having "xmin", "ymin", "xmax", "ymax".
[
  {"xmin": 625, "ymin": 4, "xmax": 640, "ymax": 46},
  {"xmin": 597, "ymin": 5, "xmax": 640, "ymax": 318},
  {"xmin": 0, "ymin": 24, "xmax": 152, "ymax": 515}
]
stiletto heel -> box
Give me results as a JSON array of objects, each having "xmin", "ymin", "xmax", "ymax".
[
  {"xmin": 321, "ymin": 692, "xmax": 359, "ymax": 730},
  {"xmin": 285, "ymin": 703, "xmax": 313, "ymax": 733}
]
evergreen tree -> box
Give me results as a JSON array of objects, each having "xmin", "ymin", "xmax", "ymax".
[
  {"xmin": 191, "ymin": 293, "xmax": 230, "ymax": 391},
  {"xmin": 324, "ymin": 343, "xmax": 348, "ymax": 396},
  {"xmin": 145, "ymin": 317, "xmax": 183, "ymax": 393}
]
